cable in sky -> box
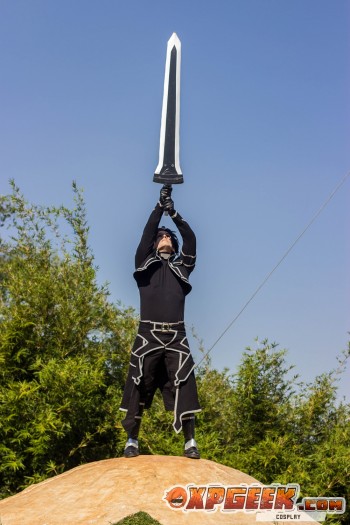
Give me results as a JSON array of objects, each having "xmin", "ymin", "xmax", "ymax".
[{"xmin": 195, "ymin": 170, "xmax": 350, "ymax": 369}]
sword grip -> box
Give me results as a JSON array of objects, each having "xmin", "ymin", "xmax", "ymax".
[{"xmin": 161, "ymin": 184, "xmax": 172, "ymax": 216}]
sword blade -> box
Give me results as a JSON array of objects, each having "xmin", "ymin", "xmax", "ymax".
[{"xmin": 154, "ymin": 33, "xmax": 184, "ymax": 185}]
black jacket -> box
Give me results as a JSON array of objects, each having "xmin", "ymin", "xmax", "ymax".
[{"xmin": 133, "ymin": 203, "xmax": 196, "ymax": 297}]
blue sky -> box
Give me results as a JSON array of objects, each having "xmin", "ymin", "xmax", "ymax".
[{"xmin": 1, "ymin": 1, "xmax": 349, "ymax": 399}]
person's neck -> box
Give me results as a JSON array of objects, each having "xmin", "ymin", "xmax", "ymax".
[{"xmin": 159, "ymin": 251, "xmax": 172, "ymax": 260}]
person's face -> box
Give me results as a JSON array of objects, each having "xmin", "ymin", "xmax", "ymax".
[{"xmin": 155, "ymin": 231, "xmax": 174, "ymax": 253}]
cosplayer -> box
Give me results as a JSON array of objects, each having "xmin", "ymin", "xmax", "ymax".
[{"xmin": 120, "ymin": 186, "xmax": 201, "ymax": 459}]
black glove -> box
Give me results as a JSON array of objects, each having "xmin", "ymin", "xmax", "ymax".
[
  {"xmin": 163, "ymin": 197, "xmax": 176, "ymax": 216},
  {"xmin": 159, "ymin": 185, "xmax": 172, "ymax": 207}
]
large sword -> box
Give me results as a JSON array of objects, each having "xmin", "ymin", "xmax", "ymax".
[{"xmin": 154, "ymin": 33, "xmax": 184, "ymax": 185}]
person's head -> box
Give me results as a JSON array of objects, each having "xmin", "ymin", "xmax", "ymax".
[{"xmin": 154, "ymin": 227, "xmax": 179, "ymax": 254}]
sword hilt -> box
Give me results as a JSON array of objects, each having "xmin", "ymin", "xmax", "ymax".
[{"xmin": 161, "ymin": 184, "xmax": 172, "ymax": 216}]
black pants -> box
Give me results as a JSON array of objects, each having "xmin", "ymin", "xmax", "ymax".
[{"xmin": 120, "ymin": 324, "xmax": 201, "ymax": 433}]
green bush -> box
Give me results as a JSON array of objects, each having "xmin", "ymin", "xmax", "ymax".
[
  {"xmin": 114, "ymin": 511, "xmax": 162, "ymax": 524},
  {"xmin": 0, "ymin": 181, "xmax": 136, "ymax": 496}
]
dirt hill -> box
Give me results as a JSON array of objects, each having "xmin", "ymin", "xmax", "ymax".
[{"xmin": 0, "ymin": 455, "xmax": 318, "ymax": 525}]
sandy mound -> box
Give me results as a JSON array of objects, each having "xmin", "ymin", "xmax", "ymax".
[{"xmin": 0, "ymin": 455, "xmax": 318, "ymax": 524}]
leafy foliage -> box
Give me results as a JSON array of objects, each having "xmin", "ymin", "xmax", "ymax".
[
  {"xmin": 217, "ymin": 343, "xmax": 350, "ymax": 525},
  {"xmin": 114, "ymin": 511, "xmax": 162, "ymax": 524},
  {"xmin": 0, "ymin": 181, "xmax": 136, "ymax": 497},
  {"xmin": 1, "ymin": 182, "xmax": 349, "ymax": 524}
]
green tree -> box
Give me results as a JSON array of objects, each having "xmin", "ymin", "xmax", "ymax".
[
  {"xmin": 195, "ymin": 341, "xmax": 350, "ymax": 524},
  {"xmin": 0, "ymin": 181, "xmax": 136, "ymax": 497}
]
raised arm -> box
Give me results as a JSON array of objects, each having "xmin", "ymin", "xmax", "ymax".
[
  {"xmin": 172, "ymin": 211, "xmax": 196, "ymax": 271},
  {"xmin": 162, "ymin": 192, "xmax": 196, "ymax": 271},
  {"xmin": 135, "ymin": 203, "xmax": 163, "ymax": 268}
]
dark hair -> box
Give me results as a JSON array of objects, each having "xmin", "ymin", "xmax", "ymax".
[{"xmin": 156, "ymin": 227, "xmax": 179, "ymax": 254}]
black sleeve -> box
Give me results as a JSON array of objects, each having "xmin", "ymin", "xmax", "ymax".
[
  {"xmin": 171, "ymin": 211, "xmax": 196, "ymax": 272},
  {"xmin": 135, "ymin": 203, "xmax": 163, "ymax": 268}
]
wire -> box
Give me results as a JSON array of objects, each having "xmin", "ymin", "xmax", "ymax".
[{"xmin": 195, "ymin": 170, "xmax": 350, "ymax": 369}]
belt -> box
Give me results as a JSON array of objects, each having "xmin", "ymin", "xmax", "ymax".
[{"xmin": 139, "ymin": 320, "xmax": 185, "ymax": 332}]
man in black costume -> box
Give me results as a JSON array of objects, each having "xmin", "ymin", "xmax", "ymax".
[{"xmin": 120, "ymin": 186, "xmax": 201, "ymax": 459}]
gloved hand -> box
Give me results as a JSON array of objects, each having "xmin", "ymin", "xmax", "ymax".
[
  {"xmin": 163, "ymin": 196, "xmax": 176, "ymax": 216},
  {"xmin": 159, "ymin": 185, "xmax": 172, "ymax": 207}
]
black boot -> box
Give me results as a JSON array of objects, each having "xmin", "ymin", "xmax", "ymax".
[
  {"xmin": 123, "ymin": 410, "xmax": 142, "ymax": 458},
  {"xmin": 182, "ymin": 415, "xmax": 200, "ymax": 459},
  {"xmin": 124, "ymin": 437, "xmax": 139, "ymax": 458}
]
